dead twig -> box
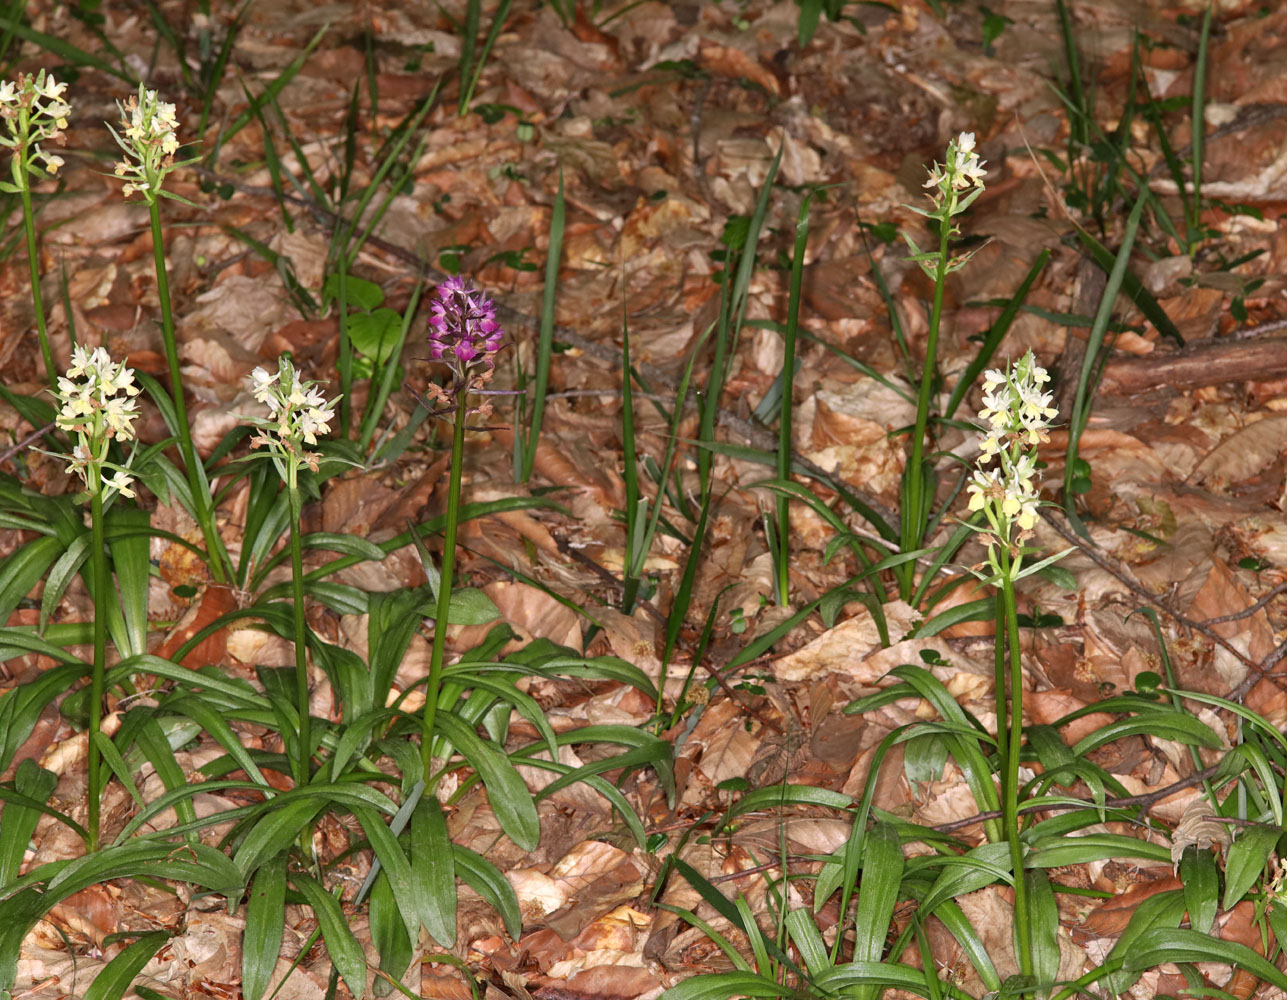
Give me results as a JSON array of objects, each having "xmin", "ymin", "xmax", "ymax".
[{"xmin": 933, "ymin": 762, "xmax": 1222, "ymax": 835}]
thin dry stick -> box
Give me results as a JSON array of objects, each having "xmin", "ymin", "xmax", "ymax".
[
  {"xmin": 0, "ymin": 421, "xmax": 56, "ymax": 469},
  {"xmin": 933, "ymin": 762, "xmax": 1222, "ymax": 835}
]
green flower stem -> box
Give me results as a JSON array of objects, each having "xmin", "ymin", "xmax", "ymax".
[
  {"xmin": 286, "ymin": 475, "xmax": 310, "ymax": 790},
  {"xmin": 87, "ymin": 482, "xmax": 107, "ymax": 851},
  {"xmin": 19, "ymin": 179, "xmax": 55, "ymax": 390},
  {"xmin": 900, "ymin": 219, "xmax": 952, "ymax": 599},
  {"xmin": 997, "ymin": 545, "xmax": 1032, "ymax": 978},
  {"xmin": 421, "ymin": 388, "xmax": 469, "ymax": 779},
  {"xmin": 148, "ymin": 202, "xmax": 227, "ymax": 583}
]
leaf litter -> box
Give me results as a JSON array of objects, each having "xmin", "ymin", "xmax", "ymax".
[{"xmin": 4, "ymin": 0, "xmax": 1287, "ymax": 998}]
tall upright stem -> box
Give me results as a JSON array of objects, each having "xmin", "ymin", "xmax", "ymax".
[
  {"xmin": 19, "ymin": 180, "xmax": 56, "ymax": 390},
  {"xmin": 421, "ymin": 389, "xmax": 469, "ymax": 779},
  {"xmin": 88, "ymin": 486, "xmax": 107, "ymax": 851},
  {"xmin": 148, "ymin": 203, "xmax": 226, "ymax": 583},
  {"xmin": 286, "ymin": 478, "xmax": 309, "ymax": 789},
  {"xmin": 998, "ymin": 548, "xmax": 1031, "ymax": 978},
  {"xmin": 900, "ymin": 221, "xmax": 952, "ymax": 598}
]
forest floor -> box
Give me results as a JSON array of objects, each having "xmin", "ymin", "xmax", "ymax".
[{"xmin": 5, "ymin": 0, "xmax": 1287, "ymax": 998}]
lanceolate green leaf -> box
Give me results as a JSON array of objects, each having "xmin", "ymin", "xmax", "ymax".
[
  {"xmin": 452, "ymin": 845, "xmax": 521, "ymax": 939},
  {"xmin": 289, "ymin": 871, "xmax": 367, "ymax": 998},
  {"xmin": 83, "ymin": 931, "xmax": 170, "ymax": 1000},
  {"xmin": 853, "ymin": 822, "xmax": 902, "ymax": 973},
  {"xmin": 434, "ymin": 713, "xmax": 539, "ymax": 850},
  {"xmin": 232, "ymin": 799, "xmax": 322, "ymax": 880},
  {"xmin": 353, "ymin": 804, "xmax": 421, "ymax": 946},
  {"xmin": 660, "ymin": 970, "xmax": 804, "ymax": 1000},
  {"xmin": 1221, "ymin": 824, "xmax": 1281, "ymax": 911},
  {"xmin": 411, "ymin": 797, "xmax": 457, "ymax": 947},
  {"xmin": 0, "ymin": 761, "xmax": 57, "ymax": 885},
  {"xmin": 242, "ymin": 853, "xmax": 286, "ymax": 1000},
  {"xmin": 105, "ymin": 505, "xmax": 151, "ymax": 657},
  {"xmin": 0, "ymin": 662, "xmax": 84, "ymax": 774},
  {"xmin": 3, "ymin": 535, "xmax": 63, "ymax": 627}
]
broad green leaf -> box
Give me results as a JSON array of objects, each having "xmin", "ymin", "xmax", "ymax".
[
  {"xmin": 232, "ymin": 799, "xmax": 322, "ymax": 879},
  {"xmin": 0, "ymin": 663, "xmax": 84, "ymax": 775},
  {"xmin": 368, "ymin": 869, "xmax": 414, "ymax": 995},
  {"xmin": 1123, "ymin": 927, "xmax": 1287, "ymax": 993},
  {"xmin": 933, "ymin": 898, "xmax": 1002, "ymax": 993},
  {"xmin": 784, "ymin": 909, "xmax": 829, "ymax": 979},
  {"xmin": 1222, "ymin": 824, "xmax": 1281, "ymax": 911},
  {"xmin": 3, "ymin": 535, "xmax": 64, "ymax": 626},
  {"xmin": 918, "ymin": 841, "xmax": 1012, "ymax": 915},
  {"xmin": 353, "ymin": 804, "xmax": 420, "ymax": 945},
  {"xmin": 289, "ymin": 871, "xmax": 367, "ymax": 997},
  {"xmin": 1028, "ymin": 833, "xmax": 1170, "ymax": 868},
  {"xmin": 452, "ymin": 845, "xmax": 521, "ymax": 939},
  {"xmin": 434, "ymin": 713, "xmax": 539, "ymax": 850},
  {"xmin": 242, "ymin": 853, "xmax": 286, "ymax": 1000},
  {"xmin": 84, "ymin": 931, "xmax": 170, "ymax": 1000},
  {"xmin": 853, "ymin": 822, "xmax": 902, "ymax": 970},
  {"xmin": 1178, "ymin": 845, "xmax": 1218, "ymax": 935},
  {"xmin": 1071, "ymin": 711, "xmax": 1220, "ymax": 753},
  {"xmin": 323, "ymin": 272, "xmax": 384, "ymax": 311},
  {"xmin": 348, "ymin": 308, "xmax": 403, "ymax": 362},
  {"xmin": 660, "ymin": 971, "xmax": 802, "ymax": 1000},
  {"xmin": 411, "ymin": 797, "xmax": 457, "ymax": 947},
  {"xmin": 105, "ymin": 505, "xmax": 151, "ymax": 657},
  {"xmin": 0, "ymin": 761, "xmax": 57, "ymax": 885},
  {"xmin": 725, "ymin": 784, "xmax": 851, "ymax": 823},
  {"xmin": 1026, "ymin": 869, "xmax": 1061, "ymax": 991},
  {"xmin": 445, "ymin": 586, "xmax": 501, "ymax": 625}
]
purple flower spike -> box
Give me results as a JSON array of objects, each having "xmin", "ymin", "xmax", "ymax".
[{"xmin": 426, "ymin": 276, "xmax": 504, "ymax": 377}]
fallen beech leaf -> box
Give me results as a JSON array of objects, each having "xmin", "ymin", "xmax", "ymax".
[
  {"xmin": 1074, "ymin": 873, "xmax": 1183, "ymax": 942},
  {"xmin": 154, "ymin": 584, "xmax": 239, "ymax": 667},
  {"xmin": 1169, "ymin": 796, "xmax": 1231, "ymax": 864}
]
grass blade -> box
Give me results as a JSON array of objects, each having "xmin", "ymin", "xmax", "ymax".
[
  {"xmin": 1065, "ymin": 190, "xmax": 1147, "ymax": 511},
  {"xmin": 775, "ymin": 192, "xmax": 812, "ymax": 605},
  {"xmin": 520, "ymin": 168, "xmax": 565, "ymax": 483}
]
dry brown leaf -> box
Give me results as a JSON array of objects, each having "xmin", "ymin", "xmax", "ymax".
[
  {"xmin": 484, "ymin": 580, "xmax": 583, "ymax": 651},
  {"xmin": 1074, "ymin": 873, "xmax": 1183, "ymax": 942},
  {"xmin": 154, "ymin": 584, "xmax": 239, "ymax": 668},
  {"xmin": 1185, "ymin": 558, "xmax": 1276, "ymax": 693},
  {"xmin": 1026, "ymin": 688, "xmax": 1114, "ymax": 747},
  {"xmin": 1169, "ymin": 796, "xmax": 1232, "ymax": 865},
  {"xmin": 772, "ymin": 600, "xmax": 919, "ymax": 683},
  {"xmin": 321, "ymin": 474, "xmax": 399, "ymax": 536},
  {"xmin": 554, "ymin": 962, "xmax": 661, "ymax": 1000},
  {"xmin": 1190, "ymin": 413, "xmax": 1287, "ymax": 490}
]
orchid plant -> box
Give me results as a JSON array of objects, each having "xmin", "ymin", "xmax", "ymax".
[
  {"xmin": 964, "ymin": 349, "xmax": 1065, "ymax": 981},
  {"xmin": 416, "ymin": 276, "xmax": 506, "ymax": 777},
  {"xmin": 0, "ymin": 70, "xmax": 70, "ymax": 389},
  {"xmin": 47, "ymin": 346, "xmax": 141, "ymax": 849},
  {"xmin": 898, "ymin": 131, "xmax": 989, "ymax": 602},
  {"xmin": 244, "ymin": 357, "xmax": 340, "ymax": 790},
  {"xmin": 108, "ymin": 85, "xmax": 230, "ymax": 585}
]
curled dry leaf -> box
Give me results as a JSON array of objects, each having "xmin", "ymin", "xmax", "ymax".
[{"xmin": 1169, "ymin": 795, "xmax": 1233, "ymax": 865}]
